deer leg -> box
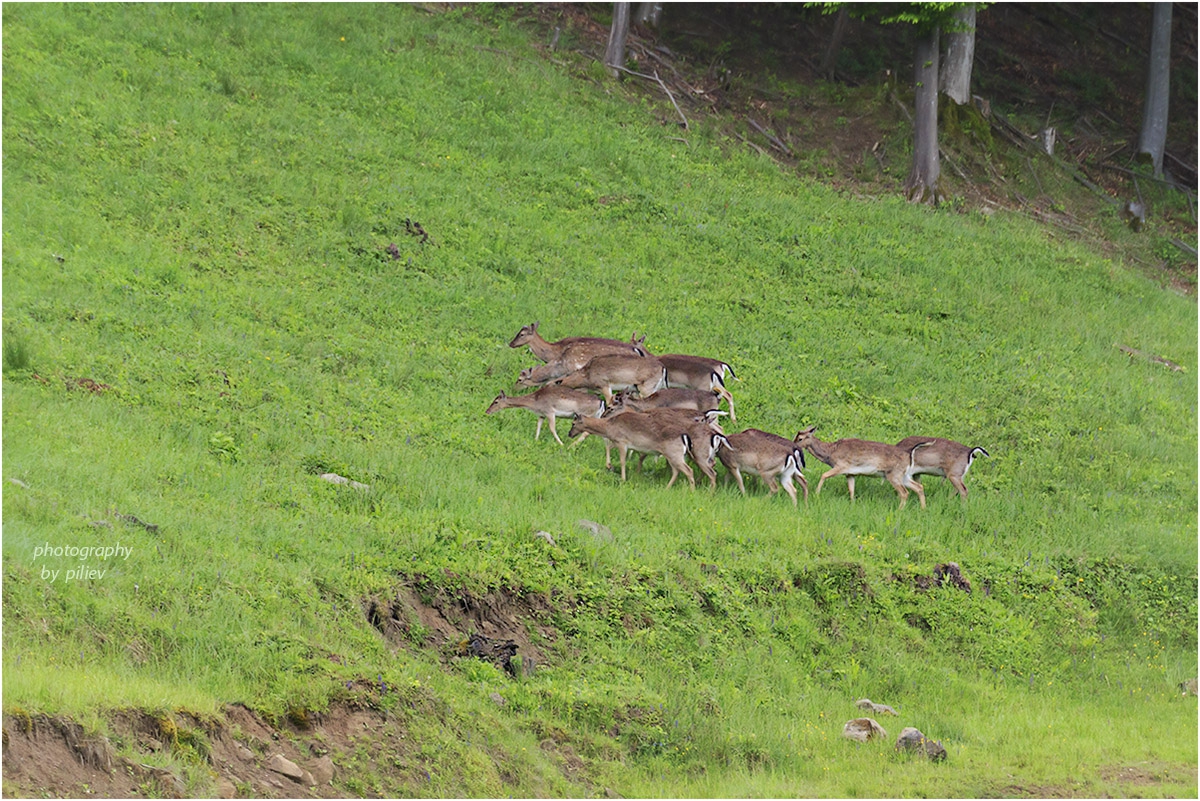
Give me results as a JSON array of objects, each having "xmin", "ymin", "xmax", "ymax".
[
  {"xmin": 780, "ymin": 474, "xmax": 798, "ymax": 507},
  {"xmin": 731, "ymin": 466, "xmax": 749, "ymax": 495},
  {"xmin": 949, "ymin": 475, "xmax": 968, "ymax": 498},
  {"xmin": 846, "ymin": 475, "xmax": 856, "ymax": 501},
  {"xmin": 534, "ymin": 417, "xmax": 544, "ymax": 441},
  {"xmin": 547, "ymin": 416, "xmax": 565, "ymax": 446},
  {"xmin": 816, "ymin": 469, "xmax": 842, "ymax": 495}
]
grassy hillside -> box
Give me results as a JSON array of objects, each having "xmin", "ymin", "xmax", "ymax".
[{"xmin": 2, "ymin": 4, "xmax": 1196, "ymax": 797}]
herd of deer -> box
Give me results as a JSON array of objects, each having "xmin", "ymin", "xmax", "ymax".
[{"xmin": 487, "ymin": 323, "xmax": 989, "ymax": 509}]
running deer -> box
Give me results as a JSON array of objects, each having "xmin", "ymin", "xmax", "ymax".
[
  {"xmin": 551, "ymin": 353, "xmax": 667, "ymax": 405},
  {"xmin": 718, "ymin": 429, "xmax": 809, "ymax": 506},
  {"xmin": 895, "ymin": 436, "xmax": 990, "ymax": 499},
  {"xmin": 508, "ymin": 321, "xmax": 646, "ymax": 363},
  {"xmin": 485, "ymin": 386, "xmax": 605, "ymax": 445},
  {"xmin": 517, "ymin": 340, "xmax": 651, "ymax": 387},
  {"xmin": 793, "ymin": 426, "xmax": 932, "ymax": 509},
  {"xmin": 568, "ymin": 411, "xmax": 696, "ymax": 489},
  {"xmin": 657, "ymin": 354, "xmax": 737, "ymax": 422}
]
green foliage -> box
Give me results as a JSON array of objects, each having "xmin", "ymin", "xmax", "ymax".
[{"xmin": 2, "ymin": 3, "xmax": 1195, "ymax": 797}]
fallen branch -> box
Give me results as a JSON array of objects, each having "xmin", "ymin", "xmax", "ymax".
[
  {"xmin": 748, "ymin": 117, "xmax": 793, "ymax": 156},
  {"xmin": 734, "ymin": 131, "xmax": 769, "ymax": 158},
  {"xmin": 612, "ymin": 64, "xmax": 689, "ymax": 129},
  {"xmin": 1115, "ymin": 344, "xmax": 1184, "ymax": 372}
]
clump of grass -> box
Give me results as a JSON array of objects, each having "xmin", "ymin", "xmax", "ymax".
[{"xmin": 3, "ymin": 331, "xmax": 32, "ymax": 373}]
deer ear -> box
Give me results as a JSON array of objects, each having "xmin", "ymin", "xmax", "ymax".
[{"xmin": 532, "ymin": 321, "xmax": 540, "ymax": 331}]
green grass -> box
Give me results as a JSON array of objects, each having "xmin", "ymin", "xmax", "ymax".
[{"xmin": 3, "ymin": 3, "xmax": 1197, "ymax": 797}]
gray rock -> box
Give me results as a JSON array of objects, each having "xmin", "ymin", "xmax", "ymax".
[
  {"xmin": 534, "ymin": 530, "xmax": 557, "ymax": 546},
  {"xmin": 577, "ymin": 519, "xmax": 613, "ymax": 541},
  {"xmin": 319, "ymin": 473, "xmax": 370, "ymax": 491},
  {"xmin": 855, "ymin": 698, "xmax": 898, "ymax": 716},
  {"xmin": 309, "ymin": 755, "xmax": 335, "ymax": 785},
  {"xmin": 895, "ymin": 727, "xmax": 947, "ymax": 762},
  {"xmin": 266, "ymin": 753, "xmax": 305, "ymax": 782},
  {"xmin": 235, "ymin": 744, "xmax": 255, "ymax": 762},
  {"xmin": 215, "ymin": 777, "xmax": 237, "ymax": 799},
  {"xmin": 842, "ymin": 717, "xmax": 887, "ymax": 742},
  {"xmin": 490, "ymin": 692, "xmax": 507, "ymax": 707}
]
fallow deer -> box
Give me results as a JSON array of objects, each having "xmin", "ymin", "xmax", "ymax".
[
  {"xmin": 606, "ymin": 407, "xmax": 729, "ymax": 488},
  {"xmin": 485, "ymin": 386, "xmax": 605, "ymax": 445},
  {"xmin": 517, "ymin": 339, "xmax": 652, "ymax": 387},
  {"xmin": 508, "ymin": 321, "xmax": 646, "ymax": 363},
  {"xmin": 793, "ymin": 426, "xmax": 931, "ymax": 509},
  {"xmin": 718, "ymin": 429, "xmax": 809, "ymax": 506},
  {"xmin": 657, "ymin": 354, "xmax": 737, "ymax": 422},
  {"xmin": 609, "ymin": 387, "xmax": 723, "ymax": 416},
  {"xmin": 552, "ymin": 353, "xmax": 667, "ymax": 405},
  {"xmin": 895, "ymin": 436, "xmax": 990, "ymax": 499},
  {"xmin": 568, "ymin": 412, "xmax": 696, "ymax": 489}
]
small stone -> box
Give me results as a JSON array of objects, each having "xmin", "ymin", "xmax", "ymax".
[
  {"xmin": 215, "ymin": 777, "xmax": 237, "ymax": 798},
  {"xmin": 842, "ymin": 718, "xmax": 887, "ymax": 742},
  {"xmin": 236, "ymin": 745, "xmax": 255, "ymax": 762},
  {"xmin": 577, "ymin": 519, "xmax": 613, "ymax": 541},
  {"xmin": 490, "ymin": 692, "xmax": 507, "ymax": 707},
  {"xmin": 266, "ymin": 753, "xmax": 305, "ymax": 782},
  {"xmin": 534, "ymin": 530, "xmax": 557, "ymax": 546},
  {"xmin": 855, "ymin": 698, "xmax": 898, "ymax": 716},
  {"xmin": 319, "ymin": 473, "xmax": 370, "ymax": 491},
  {"xmin": 895, "ymin": 727, "xmax": 947, "ymax": 761},
  {"xmin": 309, "ymin": 755, "xmax": 335, "ymax": 785}
]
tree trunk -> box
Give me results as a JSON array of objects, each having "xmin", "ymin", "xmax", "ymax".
[
  {"xmin": 906, "ymin": 26, "xmax": 943, "ymax": 204},
  {"xmin": 939, "ymin": 4, "xmax": 976, "ymax": 105},
  {"xmin": 604, "ymin": 2, "xmax": 632, "ymax": 78},
  {"xmin": 1137, "ymin": 2, "xmax": 1172, "ymax": 178},
  {"xmin": 819, "ymin": 7, "xmax": 850, "ymax": 80}
]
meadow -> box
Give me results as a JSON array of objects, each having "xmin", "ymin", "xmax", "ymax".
[{"xmin": 2, "ymin": 4, "xmax": 1196, "ymax": 796}]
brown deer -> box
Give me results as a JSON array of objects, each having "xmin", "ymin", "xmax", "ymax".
[
  {"xmin": 604, "ymin": 407, "xmax": 728, "ymax": 488},
  {"xmin": 568, "ymin": 412, "xmax": 696, "ymax": 489},
  {"xmin": 718, "ymin": 429, "xmax": 809, "ymax": 506},
  {"xmin": 485, "ymin": 386, "xmax": 605, "ymax": 445},
  {"xmin": 657, "ymin": 354, "xmax": 737, "ymax": 422},
  {"xmin": 551, "ymin": 354, "xmax": 667, "ymax": 405},
  {"xmin": 516, "ymin": 339, "xmax": 652, "ymax": 387},
  {"xmin": 793, "ymin": 426, "xmax": 932, "ymax": 509},
  {"xmin": 895, "ymin": 437, "xmax": 990, "ymax": 499},
  {"xmin": 609, "ymin": 387, "xmax": 723, "ymax": 416},
  {"xmin": 508, "ymin": 321, "xmax": 646, "ymax": 363}
]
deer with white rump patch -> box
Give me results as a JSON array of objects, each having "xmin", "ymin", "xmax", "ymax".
[
  {"xmin": 568, "ymin": 410, "xmax": 697, "ymax": 489},
  {"xmin": 718, "ymin": 429, "xmax": 809, "ymax": 506},
  {"xmin": 793, "ymin": 426, "xmax": 932, "ymax": 509},
  {"xmin": 508, "ymin": 321, "xmax": 646, "ymax": 363},
  {"xmin": 895, "ymin": 436, "xmax": 990, "ymax": 499},
  {"xmin": 605, "ymin": 407, "xmax": 729, "ymax": 488},
  {"xmin": 485, "ymin": 386, "xmax": 605, "ymax": 445},
  {"xmin": 656, "ymin": 354, "xmax": 737, "ymax": 422}
]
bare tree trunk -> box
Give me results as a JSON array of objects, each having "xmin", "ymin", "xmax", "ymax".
[
  {"xmin": 604, "ymin": 2, "xmax": 632, "ymax": 78},
  {"xmin": 1137, "ymin": 2, "xmax": 1172, "ymax": 178},
  {"xmin": 906, "ymin": 26, "xmax": 943, "ymax": 204},
  {"xmin": 939, "ymin": 3, "xmax": 976, "ymax": 105},
  {"xmin": 819, "ymin": 7, "xmax": 850, "ymax": 80}
]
